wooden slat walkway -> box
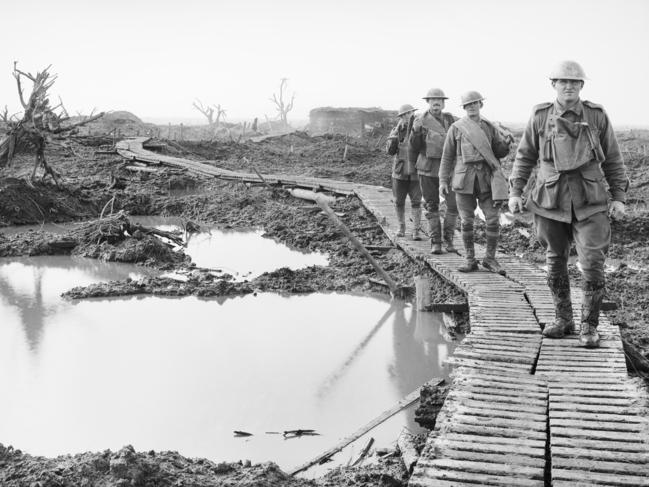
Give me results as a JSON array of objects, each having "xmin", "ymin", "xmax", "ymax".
[
  {"xmin": 409, "ymin": 368, "xmax": 548, "ymax": 487},
  {"xmin": 116, "ymin": 137, "xmax": 649, "ymax": 485}
]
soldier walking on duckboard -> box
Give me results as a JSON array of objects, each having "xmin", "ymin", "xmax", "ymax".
[
  {"xmin": 409, "ymin": 89, "xmax": 459, "ymax": 253},
  {"xmin": 439, "ymin": 91, "xmax": 510, "ymax": 275},
  {"xmin": 386, "ymin": 104, "xmax": 422, "ymax": 239},
  {"xmin": 509, "ymin": 61, "xmax": 628, "ymax": 348}
]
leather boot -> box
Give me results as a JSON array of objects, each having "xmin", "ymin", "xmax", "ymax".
[
  {"xmin": 481, "ymin": 235, "xmax": 506, "ymax": 276},
  {"xmin": 429, "ymin": 213, "xmax": 443, "ymax": 254},
  {"xmin": 543, "ymin": 274, "xmax": 575, "ymax": 338},
  {"xmin": 443, "ymin": 214, "xmax": 458, "ymax": 253},
  {"xmin": 458, "ymin": 234, "xmax": 479, "ymax": 272},
  {"xmin": 580, "ymin": 280, "xmax": 605, "ymax": 348},
  {"xmin": 412, "ymin": 207, "xmax": 422, "ymax": 241},
  {"xmin": 395, "ymin": 206, "xmax": 406, "ymax": 237}
]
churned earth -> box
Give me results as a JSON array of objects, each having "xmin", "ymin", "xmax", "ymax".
[{"xmin": 1, "ymin": 128, "xmax": 648, "ymax": 485}]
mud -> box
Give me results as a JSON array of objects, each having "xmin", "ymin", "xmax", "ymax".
[{"xmin": 2, "ymin": 129, "xmax": 648, "ymax": 485}]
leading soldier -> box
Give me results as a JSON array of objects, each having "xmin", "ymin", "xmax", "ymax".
[{"xmin": 509, "ymin": 61, "xmax": 628, "ymax": 348}]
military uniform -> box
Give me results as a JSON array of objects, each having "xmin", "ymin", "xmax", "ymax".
[
  {"xmin": 386, "ymin": 114, "xmax": 422, "ymax": 238},
  {"xmin": 439, "ymin": 117, "xmax": 510, "ymax": 271},
  {"xmin": 409, "ymin": 110, "xmax": 458, "ymax": 249},
  {"xmin": 511, "ymin": 99, "xmax": 628, "ymax": 346}
]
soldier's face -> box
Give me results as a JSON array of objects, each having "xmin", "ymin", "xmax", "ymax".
[
  {"xmin": 463, "ymin": 100, "xmax": 482, "ymax": 117},
  {"xmin": 553, "ymin": 79, "xmax": 583, "ymax": 104},
  {"xmin": 427, "ymin": 99, "xmax": 445, "ymax": 114}
]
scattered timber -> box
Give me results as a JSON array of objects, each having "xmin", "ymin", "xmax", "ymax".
[
  {"xmin": 397, "ymin": 429, "xmax": 419, "ymax": 474},
  {"xmin": 289, "ymin": 378, "xmax": 444, "ymax": 476},
  {"xmin": 288, "ymin": 188, "xmax": 337, "ymax": 205},
  {"xmin": 351, "ymin": 437, "xmax": 374, "ymax": 467},
  {"xmin": 315, "ymin": 197, "xmax": 411, "ymax": 299}
]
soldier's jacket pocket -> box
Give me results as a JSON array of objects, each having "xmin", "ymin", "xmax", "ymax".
[
  {"xmin": 451, "ymin": 168, "xmax": 467, "ymax": 191},
  {"xmin": 581, "ymin": 174, "xmax": 609, "ymax": 205},
  {"xmin": 532, "ymin": 173, "xmax": 561, "ymax": 209},
  {"xmin": 416, "ymin": 156, "xmax": 433, "ymax": 173}
]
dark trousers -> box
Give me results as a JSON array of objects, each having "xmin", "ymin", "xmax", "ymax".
[
  {"xmin": 419, "ymin": 174, "xmax": 457, "ymax": 218},
  {"xmin": 392, "ymin": 177, "xmax": 422, "ymax": 209},
  {"xmin": 534, "ymin": 211, "xmax": 610, "ymax": 283}
]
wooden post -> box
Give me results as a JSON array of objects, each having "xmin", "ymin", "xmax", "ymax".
[
  {"xmin": 342, "ymin": 133, "xmax": 349, "ymax": 162},
  {"xmin": 415, "ymin": 275, "xmax": 432, "ymax": 311},
  {"xmin": 180, "ymin": 123, "xmax": 184, "ymax": 141}
]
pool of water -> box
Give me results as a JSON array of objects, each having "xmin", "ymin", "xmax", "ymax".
[
  {"xmin": 0, "ymin": 255, "xmax": 456, "ymax": 474},
  {"xmin": 1, "ymin": 217, "xmax": 330, "ymax": 280}
]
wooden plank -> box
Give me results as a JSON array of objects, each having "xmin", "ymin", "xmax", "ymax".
[
  {"xmin": 440, "ymin": 423, "xmax": 546, "ymax": 440},
  {"xmin": 432, "ymin": 438, "xmax": 545, "ymax": 457},
  {"xmin": 550, "ymin": 429, "xmax": 649, "ymax": 453},
  {"xmin": 552, "ymin": 468, "xmax": 649, "ymax": 486},
  {"xmin": 550, "ymin": 418, "xmax": 647, "ymax": 432},
  {"xmin": 288, "ymin": 378, "xmax": 443, "ymax": 475},
  {"xmin": 417, "ymin": 458, "xmax": 543, "ymax": 479},
  {"xmin": 551, "ymin": 446, "xmax": 649, "ymax": 463},
  {"xmin": 552, "ymin": 456, "xmax": 649, "ymax": 475},
  {"xmin": 443, "ymin": 396, "xmax": 547, "ymax": 415},
  {"xmin": 550, "ymin": 395, "xmax": 635, "ymax": 406},
  {"xmin": 552, "ymin": 427, "xmax": 649, "ymax": 442},
  {"xmin": 450, "ymin": 414, "xmax": 546, "ymax": 432},
  {"xmin": 551, "ymin": 411, "xmax": 645, "ymax": 423},
  {"xmin": 429, "ymin": 447, "xmax": 545, "ymax": 467},
  {"xmin": 454, "ymin": 405, "xmax": 547, "ymax": 422},
  {"xmin": 449, "ymin": 390, "xmax": 546, "ymax": 406}
]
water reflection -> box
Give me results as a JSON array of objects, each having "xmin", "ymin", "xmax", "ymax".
[
  {"xmin": 0, "ymin": 256, "xmax": 154, "ymax": 352},
  {"xmin": 0, "ymin": 258, "xmax": 456, "ymax": 472}
]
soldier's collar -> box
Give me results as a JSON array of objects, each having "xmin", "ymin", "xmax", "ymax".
[{"xmin": 554, "ymin": 99, "xmax": 583, "ymax": 117}]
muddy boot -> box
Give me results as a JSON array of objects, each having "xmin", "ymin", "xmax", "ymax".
[
  {"xmin": 579, "ymin": 280, "xmax": 605, "ymax": 348},
  {"xmin": 412, "ymin": 207, "xmax": 422, "ymax": 241},
  {"xmin": 481, "ymin": 235, "xmax": 506, "ymax": 276},
  {"xmin": 543, "ymin": 274, "xmax": 575, "ymax": 338},
  {"xmin": 458, "ymin": 235, "xmax": 479, "ymax": 272},
  {"xmin": 429, "ymin": 215, "xmax": 443, "ymax": 254},
  {"xmin": 443, "ymin": 214, "xmax": 458, "ymax": 253},
  {"xmin": 395, "ymin": 206, "xmax": 406, "ymax": 237}
]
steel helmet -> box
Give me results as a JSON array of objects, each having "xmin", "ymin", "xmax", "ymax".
[
  {"xmin": 397, "ymin": 104, "xmax": 417, "ymax": 117},
  {"xmin": 549, "ymin": 60, "xmax": 588, "ymax": 81},
  {"xmin": 422, "ymin": 88, "xmax": 448, "ymax": 100},
  {"xmin": 460, "ymin": 91, "xmax": 485, "ymax": 107}
]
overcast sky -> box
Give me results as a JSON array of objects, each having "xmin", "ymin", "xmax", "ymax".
[{"xmin": 2, "ymin": 0, "xmax": 648, "ymax": 126}]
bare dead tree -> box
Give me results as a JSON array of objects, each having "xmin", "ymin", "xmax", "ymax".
[
  {"xmin": 270, "ymin": 78, "xmax": 295, "ymax": 128},
  {"xmin": 0, "ymin": 62, "xmax": 104, "ymax": 186},
  {"xmin": 193, "ymin": 99, "xmax": 226, "ymax": 127}
]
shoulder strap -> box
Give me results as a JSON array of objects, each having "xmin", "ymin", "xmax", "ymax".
[{"xmin": 454, "ymin": 117, "xmax": 501, "ymax": 169}]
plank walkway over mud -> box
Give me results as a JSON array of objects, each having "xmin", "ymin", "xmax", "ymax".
[{"xmin": 117, "ymin": 137, "xmax": 649, "ymax": 486}]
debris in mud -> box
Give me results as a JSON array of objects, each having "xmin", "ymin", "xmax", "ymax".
[
  {"xmin": 414, "ymin": 381, "xmax": 449, "ymax": 430},
  {"xmin": 0, "ymin": 444, "xmax": 315, "ymax": 487}
]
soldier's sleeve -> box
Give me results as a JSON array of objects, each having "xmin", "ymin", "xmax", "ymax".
[
  {"xmin": 386, "ymin": 124, "xmax": 399, "ymax": 156},
  {"xmin": 598, "ymin": 111, "xmax": 629, "ymax": 203},
  {"xmin": 509, "ymin": 113, "xmax": 540, "ymax": 197},
  {"xmin": 439, "ymin": 127, "xmax": 457, "ymax": 183},
  {"xmin": 408, "ymin": 116, "xmax": 424, "ymax": 155}
]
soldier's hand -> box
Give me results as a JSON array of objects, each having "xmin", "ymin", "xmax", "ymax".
[
  {"xmin": 412, "ymin": 119, "xmax": 423, "ymax": 132},
  {"xmin": 508, "ymin": 196, "xmax": 524, "ymax": 214},
  {"xmin": 439, "ymin": 182, "xmax": 449, "ymax": 197},
  {"xmin": 609, "ymin": 201, "xmax": 625, "ymax": 220}
]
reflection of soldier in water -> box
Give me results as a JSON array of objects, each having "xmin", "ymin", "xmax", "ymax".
[{"xmin": 390, "ymin": 304, "xmax": 449, "ymax": 398}]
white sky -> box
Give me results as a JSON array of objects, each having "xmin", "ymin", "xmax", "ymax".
[{"xmin": 2, "ymin": 0, "xmax": 648, "ymax": 126}]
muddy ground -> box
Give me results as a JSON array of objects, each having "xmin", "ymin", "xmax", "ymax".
[
  {"xmin": 1, "ymin": 129, "xmax": 648, "ymax": 486},
  {"xmin": 0, "ymin": 134, "xmax": 454, "ymax": 486}
]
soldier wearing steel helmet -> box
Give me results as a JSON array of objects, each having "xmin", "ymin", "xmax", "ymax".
[
  {"xmin": 509, "ymin": 61, "xmax": 628, "ymax": 348},
  {"xmin": 409, "ymin": 88, "xmax": 459, "ymax": 253},
  {"xmin": 439, "ymin": 91, "xmax": 511, "ymax": 275},
  {"xmin": 386, "ymin": 104, "xmax": 422, "ymax": 239}
]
